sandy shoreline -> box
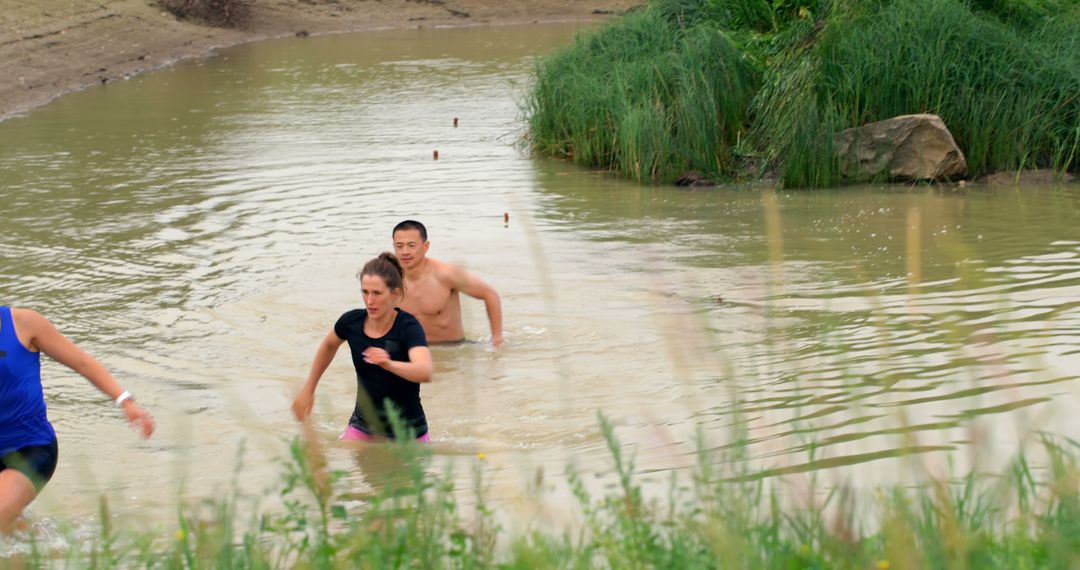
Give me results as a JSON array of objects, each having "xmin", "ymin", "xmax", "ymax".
[{"xmin": 0, "ymin": 0, "xmax": 637, "ymax": 123}]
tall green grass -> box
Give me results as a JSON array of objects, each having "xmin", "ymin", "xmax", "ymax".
[
  {"xmin": 757, "ymin": 0, "xmax": 1080, "ymax": 187},
  {"xmin": 699, "ymin": 0, "xmax": 823, "ymax": 32},
  {"xmin": 526, "ymin": 5, "xmax": 758, "ymax": 183},
  {"xmin": 968, "ymin": 0, "xmax": 1080, "ymax": 27},
  {"xmin": 528, "ymin": 0, "xmax": 1080, "ymax": 187}
]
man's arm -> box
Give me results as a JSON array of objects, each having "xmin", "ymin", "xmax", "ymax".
[{"xmin": 445, "ymin": 265, "xmax": 503, "ymax": 348}]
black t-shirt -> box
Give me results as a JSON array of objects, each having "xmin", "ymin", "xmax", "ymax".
[{"xmin": 334, "ymin": 308, "xmax": 429, "ymax": 438}]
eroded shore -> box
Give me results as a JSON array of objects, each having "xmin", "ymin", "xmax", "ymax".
[{"xmin": 0, "ymin": 0, "xmax": 636, "ymax": 122}]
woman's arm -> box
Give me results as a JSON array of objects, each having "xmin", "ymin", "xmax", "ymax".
[
  {"xmin": 16, "ymin": 308, "xmax": 154, "ymax": 438},
  {"xmin": 292, "ymin": 329, "xmax": 345, "ymax": 421},
  {"xmin": 363, "ymin": 346, "xmax": 433, "ymax": 383}
]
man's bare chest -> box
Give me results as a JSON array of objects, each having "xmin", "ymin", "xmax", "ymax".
[{"xmin": 404, "ymin": 280, "xmax": 456, "ymax": 316}]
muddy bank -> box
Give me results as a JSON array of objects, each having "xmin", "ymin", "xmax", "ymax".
[{"xmin": 0, "ymin": 0, "xmax": 637, "ymax": 122}]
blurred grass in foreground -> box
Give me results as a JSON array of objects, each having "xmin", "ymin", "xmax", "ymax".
[{"xmin": 5, "ymin": 410, "xmax": 1080, "ymax": 569}]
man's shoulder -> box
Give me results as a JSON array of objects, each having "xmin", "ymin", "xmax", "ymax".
[{"xmin": 428, "ymin": 258, "xmax": 466, "ymax": 284}]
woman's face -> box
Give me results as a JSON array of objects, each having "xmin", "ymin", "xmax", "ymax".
[{"xmin": 361, "ymin": 274, "xmax": 398, "ymax": 317}]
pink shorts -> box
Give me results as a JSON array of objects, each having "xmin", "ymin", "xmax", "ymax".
[{"xmin": 341, "ymin": 425, "xmax": 431, "ymax": 443}]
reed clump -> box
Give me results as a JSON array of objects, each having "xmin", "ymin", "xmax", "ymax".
[
  {"xmin": 527, "ymin": 0, "xmax": 1080, "ymax": 188},
  {"xmin": 525, "ymin": 4, "xmax": 758, "ymax": 184},
  {"xmin": 757, "ymin": 0, "xmax": 1080, "ymax": 187}
]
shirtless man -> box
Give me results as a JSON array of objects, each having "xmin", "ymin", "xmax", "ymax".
[{"xmin": 392, "ymin": 220, "xmax": 503, "ymax": 348}]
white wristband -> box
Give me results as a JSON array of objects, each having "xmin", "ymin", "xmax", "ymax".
[{"xmin": 115, "ymin": 390, "xmax": 135, "ymax": 407}]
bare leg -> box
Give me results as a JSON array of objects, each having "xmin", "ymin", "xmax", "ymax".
[{"xmin": 0, "ymin": 469, "xmax": 37, "ymax": 534}]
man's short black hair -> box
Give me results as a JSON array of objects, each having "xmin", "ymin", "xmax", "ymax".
[{"xmin": 393, "ymin": 220, "xmax": 428, "ymax": 241}]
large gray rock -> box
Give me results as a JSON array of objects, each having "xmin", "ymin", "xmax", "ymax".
[{"xmin": 833, "ymin": 114, "xmax": 968, "ymax": 181}]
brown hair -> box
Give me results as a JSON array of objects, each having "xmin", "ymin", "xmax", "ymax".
[{"xmin": 358, "ymin": 252, "xmax": 406, "ymax": 293}]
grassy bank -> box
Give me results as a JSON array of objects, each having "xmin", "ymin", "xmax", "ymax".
[
  {"xmin": 525, "ymin": 6, "xmax": 758, "ymax": 184},
  {"xmin": 527, "ymin": 0, "xmax": 1080, "ymax": 187},
  {"xmin": 8, "ymin": 417, "xmax": 1080, "ymax": 568}
]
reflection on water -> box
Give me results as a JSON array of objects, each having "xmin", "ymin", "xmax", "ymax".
[
  {"xmin": 1, "ymin": 21, "xmax": 1080, "ymax": 546},
  {"xmin": 535, "ymin": 170, "xmax": 1080, "ymax": 483}
]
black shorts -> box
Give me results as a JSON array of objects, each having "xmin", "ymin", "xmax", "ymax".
[{"xmin": 1, "ymin": 439, "xmax": 59, "ymax": 493}]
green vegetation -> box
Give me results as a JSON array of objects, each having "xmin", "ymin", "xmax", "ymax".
[
  {"xmin": 527, "ymin": 0, "xmax": 1080, "ymax": 187},
  {"xmin": 526, "ymin": 7, "xmax": 758, "ymax": 183},
  {"xmin": 8, "ymin": 417, "xmax": 1080, "ymax": 568}
]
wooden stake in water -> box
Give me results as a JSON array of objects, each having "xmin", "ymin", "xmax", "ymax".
[
  {"xmin": 433, "ymin": 150, "xmax": 439, "ymax": 160},
  {"xmin": 453, "ymin": 117, "xmax": 459, "ymax": 127}
]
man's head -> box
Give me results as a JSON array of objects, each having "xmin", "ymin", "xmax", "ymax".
[{"xmin": 392, "ymin": 220, "xmax": 430, "ymax": 270}]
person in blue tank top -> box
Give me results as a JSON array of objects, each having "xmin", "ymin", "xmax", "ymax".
[
  {"xmin": 291, "ymin": 252, "xmax": 434, "ymax": 440},
  {"xmin": 0, "ymin": 306, "xmax": 154, "ymax": 534}
]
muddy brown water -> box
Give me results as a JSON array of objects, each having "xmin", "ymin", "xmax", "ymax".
[{"xmin": 1, "ymin": 23, "xmax": 1079, "ymax": 545}]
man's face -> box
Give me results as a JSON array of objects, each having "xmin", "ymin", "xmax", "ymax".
[{"xmin": 393, "ymin": 229, "xmax": 429, "ymax": 269}]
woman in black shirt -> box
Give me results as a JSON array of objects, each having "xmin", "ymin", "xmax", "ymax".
[{"xmin": 292, "ymin": 253, "xmax": 433, "ymax": 440}]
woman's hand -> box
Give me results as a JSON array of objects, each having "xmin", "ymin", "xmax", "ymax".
[
  {"xmin": 362, "ymin": 347, "xmax": 391, "ymax": 367},
  {"xmin": 122, "ymin": 401, "xmax": 155, "ymax": 438},
  {"xmin": 292, "ymin": 388, "xmax": 315, "ymax": 421}
]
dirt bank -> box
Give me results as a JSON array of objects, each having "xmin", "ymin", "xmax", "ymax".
[{"xmin": 0, "ymin": 0, "xmax": 637, "ymax": 122}]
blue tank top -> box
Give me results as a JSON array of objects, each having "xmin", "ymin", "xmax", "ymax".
[{"xmin": 0, "ymin": 306, "xmax": 56, "ymax": 453}]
